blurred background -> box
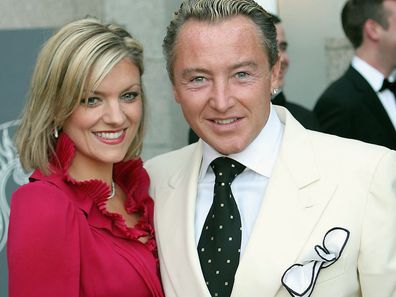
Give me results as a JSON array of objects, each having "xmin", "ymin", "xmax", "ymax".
[{"xmin": 0, "ymin": 0, "xmax": 351, "ymax": 295}]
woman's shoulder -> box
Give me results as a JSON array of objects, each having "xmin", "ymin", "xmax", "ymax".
[{"xmin": 11, "ymin": 179, "xmax": 73, "ymax": 213}]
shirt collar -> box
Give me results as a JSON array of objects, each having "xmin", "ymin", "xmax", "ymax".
[
  {"xmin": 352, "ymin": 56, "xmax": 388, "ymax": 92},
  {"xmin": 199, "ymin": 103, "xmax": 284, "ymax": 180}
]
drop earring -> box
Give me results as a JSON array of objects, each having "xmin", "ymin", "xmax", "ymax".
[{"xmin": 54, "ymin": 127, "xmax": 59, "ymax": 138}]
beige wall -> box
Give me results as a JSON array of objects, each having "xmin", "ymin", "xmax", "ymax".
[
  {"xmin": 0, "ymin": 0, "xmax": 103, "ymax": 29},
  {"xmin": 255, "ymin": 0, "xmax": 278, "ymax": 14}
]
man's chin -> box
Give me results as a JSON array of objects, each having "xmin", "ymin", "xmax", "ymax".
[{"xmin": 211, "ymin": 141, "xmax": 248, "ymax": 156}]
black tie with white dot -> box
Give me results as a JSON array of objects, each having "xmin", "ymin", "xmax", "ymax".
[{"xmin": 198, "ymin": 157, "xmax": 246, "ymax": 297}]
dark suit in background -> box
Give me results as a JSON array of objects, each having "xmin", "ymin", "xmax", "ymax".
[
  {"xmin": 314, "ymin": 0, "xmax": 396, "ymax": 150},
  {"xmin": 272, "ymin": 91, "xmax": 321, "ymax": 131},
  {"xmin": 314, "ymin": 66, "xmax": 396, "ymax": 150}
]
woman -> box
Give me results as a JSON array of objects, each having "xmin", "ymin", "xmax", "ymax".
[{"xmin": 7, "ymin": 18, "xmax": 164, "ymax": 297}]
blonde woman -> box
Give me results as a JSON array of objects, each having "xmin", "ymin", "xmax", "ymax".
[{"xmin": 7, "ymin": 18, "xmax": 164, "ymax": 297}]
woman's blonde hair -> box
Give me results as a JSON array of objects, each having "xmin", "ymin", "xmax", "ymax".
[{"xmin": 15, "ymin": 18, "xmax": 145, "ymax": 174}]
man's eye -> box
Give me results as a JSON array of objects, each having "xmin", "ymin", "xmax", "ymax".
[
  {"xmin": 235, "ymin": 72, "xmax": 249, "ymax": 79},
  {"xmin": 191, "ymin": 76, "xmax": 206, "ymax": 83},
  {"xmin": 121, "ymin": 92, "xmax": 139, "ymax": 101},
  {"xmin": 80, "ymin": 97, "xmax": 100, "ymax": 106},
  {"xmin": 278, "ymin": 42, "xmax": 288, "ymax": 51}
]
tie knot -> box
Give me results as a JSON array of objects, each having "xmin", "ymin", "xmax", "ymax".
[
  {"xmin": 210, "ymin": 157, "xmax": 245, "ymax": 183},
  {"xmin": 380, "ymin": 78, "xmax": 396, "ymax": 93}
]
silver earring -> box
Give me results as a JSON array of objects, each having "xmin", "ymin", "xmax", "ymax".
[
  {"xmin": 54, "ymin": 127, "xmax": 59, "ymax": 138},
  {"xmin": 271, "ymin": 88, "xmax": 279, "ymax": 95}
]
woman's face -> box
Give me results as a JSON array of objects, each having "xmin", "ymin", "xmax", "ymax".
[{"xmin": 62, "ymin": 58, "xmax": 142, "ymax": 171}]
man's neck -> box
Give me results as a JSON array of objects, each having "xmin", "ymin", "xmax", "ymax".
[{"xmin": 356, "ymin": 46, "xmax": 394, "ymax": 77}]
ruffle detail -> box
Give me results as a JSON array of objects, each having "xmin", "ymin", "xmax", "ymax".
[{"xmin": 49, "ymin": 132, "xmax": 156, "ymax": 252}]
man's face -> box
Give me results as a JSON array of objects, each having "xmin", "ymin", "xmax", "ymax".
[
  {"xmin": 172, "ymin": 15, "xmax": 277, "ymax": 155},
  {"xmin": 274, "ymin": 22, "xmax": 289, "ymax": 89}
]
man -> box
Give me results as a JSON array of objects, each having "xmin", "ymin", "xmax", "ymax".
[
  {"xmin": 145, "ymin": 1, "xmax": 396, "ymax": 296},
  {"xmin": 270, "ymin": 14, "xmax": 321, "ymax": 131},
  {"xmin": 314, "ymin": 0, "xmax": 396, "ymax": 150}
]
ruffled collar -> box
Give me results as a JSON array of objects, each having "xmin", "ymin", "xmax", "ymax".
[{"xmin": 30, "ymin": 132, "xmax": 156, "ymax": 251}]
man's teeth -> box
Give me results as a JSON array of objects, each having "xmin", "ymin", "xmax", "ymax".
[
  {"xmin": 94, "ymin": 131, "xmax": 123, "ymax": 139},
  {"xmin": 214, "ymin": 118, "xmax": 237, "ymax": 125}
]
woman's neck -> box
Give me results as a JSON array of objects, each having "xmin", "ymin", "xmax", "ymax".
[{"xmin": 67, "ymin": 152, "xmax": 114, "ymax": 186}]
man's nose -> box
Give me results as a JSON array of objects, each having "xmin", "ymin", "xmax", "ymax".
[{"xmin": 209, "ymin": 79, "xmax": 233, "ymax": 112}]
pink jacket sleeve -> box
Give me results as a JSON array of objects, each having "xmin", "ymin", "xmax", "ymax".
[{"xmin": 7, "ymin": 181, "xmax": 80, "ymax": 297}]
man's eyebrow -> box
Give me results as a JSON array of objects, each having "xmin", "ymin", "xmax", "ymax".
[
  {"xmin": 181, "ymin": 68, "xmax": 210, "ymax": 78},
  {"xmin": 180, "ymin": 61, "xmax": 258, "ymax": 78},
  {"xmin": 229, "ymin": 61, "xmax": 258, "ymax": 71}
]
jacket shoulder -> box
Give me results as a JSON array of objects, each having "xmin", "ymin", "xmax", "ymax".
[
  {"xmin": 316, "ymin": 67, "xmax": 371, "ymax": 106},
  {"xmin": 318, "ymin": 73, "xmax": 356, "ymax": 101},
  {"xmin": 309, "ymin": 130, "xmax": 395, "ymax": 174},
  {"xmin": 144, "ymin": 143, "xmax": 199, "ymax": 181}
]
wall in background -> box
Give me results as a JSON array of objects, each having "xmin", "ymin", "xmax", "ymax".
[{"xmin": 0, "ymin": 0, "xmax": 103, "ymax": 29}]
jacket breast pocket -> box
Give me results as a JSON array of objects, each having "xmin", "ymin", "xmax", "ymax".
[{"xmin": 315, "ymin": 255, "xmax": 347, "ymax": 284}]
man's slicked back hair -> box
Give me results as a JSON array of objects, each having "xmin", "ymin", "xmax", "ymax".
[{"xmin": 163, "ymin": 0, "xmax": 278, "ymax": 82}]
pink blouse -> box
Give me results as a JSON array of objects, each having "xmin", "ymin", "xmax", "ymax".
[{"xmin": 7, "ymin": 133, "xmax": 164, "ymax": 297}]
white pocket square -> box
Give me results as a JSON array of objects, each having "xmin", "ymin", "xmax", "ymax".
[{"xmin": 281, "ymin": 227, "xmax": 350, "ymax": 297}]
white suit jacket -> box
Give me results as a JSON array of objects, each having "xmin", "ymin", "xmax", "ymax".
[{"xmin": 145, "ymin": 107, "xmax": 396, "ymax": 297}]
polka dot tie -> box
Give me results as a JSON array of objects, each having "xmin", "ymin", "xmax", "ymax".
[{"xmin": 198, "ymin": 157, "xmax": 246, "ymax": 297}]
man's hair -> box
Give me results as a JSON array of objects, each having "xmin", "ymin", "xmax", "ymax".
[
  {"xmin": 342, "ymin": 0, "xmax": 389, "ymax": 48},
  {"xmin": 15, "ymin": 18, "xmax": 146, "ymax": 174},
  {"xmin": 268, "ymin": 13, "xmax": 281, "ymax": 25},
  {"xmin": 163, "ymin": 0, "xmax": 278, "ymax": 82}
]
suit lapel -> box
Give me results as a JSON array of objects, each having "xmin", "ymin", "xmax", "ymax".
[
  {"xmin": 232, "ymin": 107, "xmax": 337, "ymax": 297},
  {"xmin": 154, "ymin": 142, "xmax": 211, "ymax": 296},
  {"xmin": 347, "ymin": 66, "xmax": 396, "ymax": 138}
]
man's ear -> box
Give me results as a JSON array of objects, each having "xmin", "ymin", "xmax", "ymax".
[
  {"xmin": 271, "ymin": 57, "xmax": 282, "ymax": 89},
  {"xmin": 364, "ymin": 19, "xmax": 383, "ymax": 42}
]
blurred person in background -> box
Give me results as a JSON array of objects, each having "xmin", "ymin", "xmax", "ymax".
[
  {"xmin": 270, "ymin": 13, "xmax": 321, "ymax": 131},
  {"xmin": 314, "ymin": 0, "xmax": 396, "ymax": 149}
]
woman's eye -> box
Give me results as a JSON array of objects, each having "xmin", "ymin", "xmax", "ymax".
[
  {"xmin": 235, "ymin": 72, "xmax": 249, "ymax": 79},
  {"xmin": 121, "ymin": 92, "xmax": 139, "ymax": 101},
  {"xmin": 80, "ymin": 97, "xmax": 100, "ymax": 106}
]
